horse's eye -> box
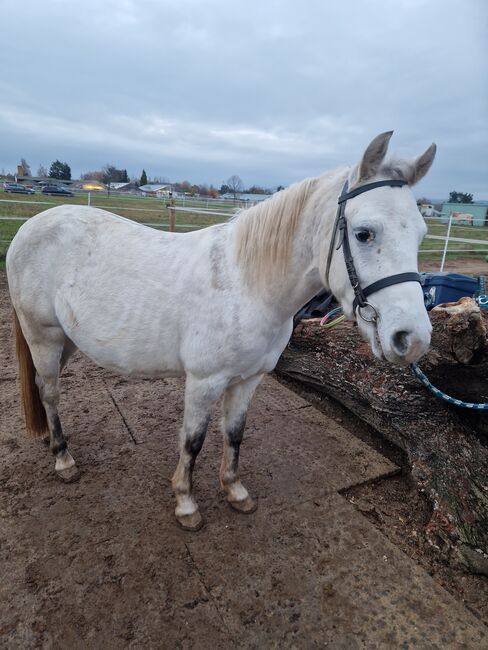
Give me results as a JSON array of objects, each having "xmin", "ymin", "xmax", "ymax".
[{"xmin": 355, "ymin": 229, "xmax": 374, "ymax": 243}]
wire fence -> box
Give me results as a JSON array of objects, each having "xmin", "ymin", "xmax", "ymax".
[
  {"xmin": 420, "ymin": 215, "xmax": 488, "ymax": 270},
  {"xmin": 1, "ymin": 195, "xmax": 488, "ymax": 272}
]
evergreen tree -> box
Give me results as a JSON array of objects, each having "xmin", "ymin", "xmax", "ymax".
[
  {"xmin": 449, "ymin": 191, "xmax": 474, "ymax": 204},
  {"xmin": 49, "ymin": 160, "xmax": 71, "ymax": 180},
  {"xmin": 140, "ymin": 169, "xmax": 148, "ymax": 186}
]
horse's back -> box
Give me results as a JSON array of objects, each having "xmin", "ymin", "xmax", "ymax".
[
  {"xmin": 7, "ymin": 204, "xmax": 197, "ymax": 290},
  {"xmin": 9, "ymin": 204, "xmax": 177, "ymax": 261},
  {"xmin": 6, "ymin": 205, "xmax": 241, "ymax": 377}
]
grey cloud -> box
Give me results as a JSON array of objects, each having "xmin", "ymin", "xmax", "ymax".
[{"xmin": 0, "ymin": 0, "xmax": 486, "ymax": 196}]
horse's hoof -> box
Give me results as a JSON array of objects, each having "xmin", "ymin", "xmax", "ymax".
[
  {"xmin": 56, "ymin": 466, "xmax": 81, "ymax": 483},
  {"xmin": 177, "ymin": 511, "xmax": 204, "ymax": 531},
  {"xmin": 228, "ymin": 496, "xmax": 258, "ymax": 514}
]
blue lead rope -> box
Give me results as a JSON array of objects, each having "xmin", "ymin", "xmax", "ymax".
[
  {"xmin": 319, "ymin": 306, "xmax": 488, "ymax": 410},
  {"xmin": 409, "ymin": 363, "xmax": 488, "ymax": 410}
]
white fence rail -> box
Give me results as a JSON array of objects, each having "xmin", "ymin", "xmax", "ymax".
[
  {"xmin": 171, "ymin": 206, "xmax": 235, "ymax": 218},
  {"xmin": 2, "ymin": 198, "xmax": 488, "ymax": 273},
  {"xmin": 421, "ymin": 214, "xmax": 488, "ymax": 271}
]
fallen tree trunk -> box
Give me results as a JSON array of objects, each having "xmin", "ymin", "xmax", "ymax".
[{"xmin": 276, "ymin": 298, "xmax": 488, "ymax": 574}]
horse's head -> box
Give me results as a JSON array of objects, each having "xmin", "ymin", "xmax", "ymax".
[{"xmin": 323, "ymin": 131, "xmax": 436, "ymax": 365}]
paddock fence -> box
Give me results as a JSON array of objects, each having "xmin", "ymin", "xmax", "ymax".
[{"xmin": 1, "ymin": 194, "xmax": 488, "ymax": 272}]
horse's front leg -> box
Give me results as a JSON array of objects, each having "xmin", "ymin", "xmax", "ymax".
[
  {"xmin": 220, "ymin": 374, "xmax": 263, "ymax": 513},
  {"xmin": 172, "ymin": 374, "xmax": 226, "ymax": 531}
]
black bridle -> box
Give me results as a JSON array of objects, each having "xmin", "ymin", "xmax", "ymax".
[{"xmin": 325, "ymin": 179, "xmax": 421, "ymax": 323}]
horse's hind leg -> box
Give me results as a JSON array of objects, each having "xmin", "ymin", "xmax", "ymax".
[
  {"xmin": 31, "ymin": 329, "xmax": 80, "ymax": 482},
  {"xmin": 172, "ymin": 374, "xmax": 227, "ymax": 531},
  {"xmin": 41, "ymin": 338, "xmax": 77, "ymax": 446},
  {"xmin": 220, "ymin": 374, "xmax": 263, "ymax": 513}
]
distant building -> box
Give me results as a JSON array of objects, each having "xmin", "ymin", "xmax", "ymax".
[
  {"xmin": 440, "ymin": 203, "xmax": 488, "ymax": 227},
  {"xmin": 419, "ymin": 204, "xmax": 441, "ymax": 218},
  {"xmin": 107, "ymin": 182, "xmax": 140, "ymax": 192},
  {"xmin": 221, "ymin": 192, "xmax": 272, "ymax": 203},
  {"xmin": 139, "ymin": 184, "xmax": 172, "ymax": 197},
  {"xmin": 16, "ymin": 175, "xmax": 74, "ymax": 186}
]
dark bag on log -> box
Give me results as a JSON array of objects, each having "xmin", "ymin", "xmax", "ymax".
[
  {"xmin": 421, "ymin": 272, "xmax": 481, "ymax": 310},
  {"xmin": 293, "ymin": 289, "xmax": 334, "ymax": 327}
]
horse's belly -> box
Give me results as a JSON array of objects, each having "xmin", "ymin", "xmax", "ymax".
[
  {"xmin": 69, "ymin": 332, "xmax": 184, "ymax": 377},
  {"xmin": 78, "ymin": 341, "xmax": 184, "ymax": 378},
  {"xmin": 56, "ymin": 297, "xmax": 184, "ymax": 377}
]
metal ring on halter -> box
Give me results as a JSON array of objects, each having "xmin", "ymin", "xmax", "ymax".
[{"xmin": 356, "ymin": 302, "xmax": 378, "ymax": 323}]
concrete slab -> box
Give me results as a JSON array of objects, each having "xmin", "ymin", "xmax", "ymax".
[
  {"xmin": 109, "ymin": 373, "xmax": 399, "ymax": 505},
  {"xmin": 187, "ymin": 492, "xmax": 487, "ymax": 648}
]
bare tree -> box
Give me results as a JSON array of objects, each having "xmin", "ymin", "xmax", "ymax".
[
  {"xmin": 20, "ymin": 158, "xmax": 31, "ymax": 176},
  {"xmin": 226, "ymin": 174, "xmax": 244, "ymax": 200},
  {"xmin": 37, "ymin": 164, "xmax": 48, "ymax": 178}
]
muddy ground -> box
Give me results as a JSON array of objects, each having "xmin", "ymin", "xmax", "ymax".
[
  {"xmin": 419, "ymin": 256, "xmax": 488, "ymax": 275},
  {"xmin": 1, "ymin": 268, "xmax": 487, "ymax": 648}
]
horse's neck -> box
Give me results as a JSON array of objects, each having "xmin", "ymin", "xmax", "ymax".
[
  {"xmin": 239, "ymin": 170, "xmax": 346, "ymax": 321},
  {"xmin": 271, "ymin": 223, "xmax": 324, "ymax": 319}
]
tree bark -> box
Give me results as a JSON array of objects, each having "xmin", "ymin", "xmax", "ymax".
[{"xmin": 275, "ymin": 298, "xmax": 488, "ymax": 574}]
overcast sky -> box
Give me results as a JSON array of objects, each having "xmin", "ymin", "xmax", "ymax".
[{"xmin": 0, "ymin": 0, "xmax": 486, "ymax": 198}]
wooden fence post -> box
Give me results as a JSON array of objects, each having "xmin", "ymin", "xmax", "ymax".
[{"xmin": 168, "ymin": 195, "xmax": 176, "ymax": 232}]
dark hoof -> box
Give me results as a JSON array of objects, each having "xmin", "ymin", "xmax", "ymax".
[
  {"xmin": 228, "ymin": 496, "xmax": 258, "ymax": 514},
  {"xmin": 176, "ymin": 510, "xmax": 204, "ymax": 531},
  {"xmin": 56, "ymin": 466, "xmax": 81, "ymax": 483}
]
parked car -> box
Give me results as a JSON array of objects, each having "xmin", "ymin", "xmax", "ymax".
[
  {"xmin": 3, "ymin": 182, "xmax": 35, "ymax": 194},
  {"xmin": 41, "ymin": 184, "xmax": 75, "ymax": 197}
]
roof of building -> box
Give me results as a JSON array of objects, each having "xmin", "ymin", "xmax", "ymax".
[
  {"xmin": 139, "ymin": 184, "xmax": 171, "ymax": 192},
  {"xmin": 221, "ymin": 192, "xmax": 271, "ymax": 202},
  {"xmin": 108, "ymin": 182, "xmax": 132, "ymax": 190}
]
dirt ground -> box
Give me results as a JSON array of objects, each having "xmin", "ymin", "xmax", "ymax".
[
  {"xmin": 1, "ymin": 269, "xmax": 487, "ymax": 648},
  {"xmin": 419, "ymin": 256, "xmax": 488, "ymax": 275}
]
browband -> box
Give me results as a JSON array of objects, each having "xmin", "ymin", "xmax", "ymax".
[{"xmin": 338, "ymin": 179, "xmax": 407, "ymax": 203}]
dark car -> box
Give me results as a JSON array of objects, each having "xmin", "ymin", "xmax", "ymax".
[
  {"xmin": 41, "ymin": 184, "xmax": 75, "ymax": 197},
  {"xmin": 3, "ymin": 182, "xmax": 35, "ymax": 194}
]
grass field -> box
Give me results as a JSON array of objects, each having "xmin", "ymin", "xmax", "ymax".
[
  {"xmin": 0, "ymin": 191, "xmax": 240, "ymax": 269},
  {"xmin": 419, "ymin": 219, "xmax": 488, "ymax": 260},
  {"xmin": 0, "ymin": 191, "xmax": 237, "ymax": 224},
  {"xmin": 1, "ymin": 191, "xmax": 488, "ymax": 270}
]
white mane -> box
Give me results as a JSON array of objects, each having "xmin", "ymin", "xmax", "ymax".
[{"xmin": 233, "ymin": 168, "xmax": 349, "ymax": 288}]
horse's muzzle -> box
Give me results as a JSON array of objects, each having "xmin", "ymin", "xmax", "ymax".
[{"xmin": 387, "ymin": 328, "xmax": 431, "ymax": 364}]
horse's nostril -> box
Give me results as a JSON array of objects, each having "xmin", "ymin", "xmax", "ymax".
[{"xmin": 392, "ymin": 330, "xmax": 410, "ymax": 356}]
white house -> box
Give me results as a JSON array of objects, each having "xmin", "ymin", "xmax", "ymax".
[{"xmin": 139, "ymin": 184, "xmax": 172, "ymax": 197}]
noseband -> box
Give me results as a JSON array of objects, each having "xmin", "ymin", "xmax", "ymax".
[{"xmin": 325, "ymin": 179, "xmax": 421, "ymax": 323}]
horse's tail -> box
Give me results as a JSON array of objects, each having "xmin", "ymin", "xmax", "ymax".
[{"xmin": 13, "ymin": 309, "xmax": 48, "ymax": 436}]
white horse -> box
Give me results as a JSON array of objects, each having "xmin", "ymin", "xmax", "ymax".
[{"xmin": 7, "ymin": 131, "xmax": 436, "ymax": 530}]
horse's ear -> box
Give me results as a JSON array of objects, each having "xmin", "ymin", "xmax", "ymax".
[
  {"xmin": 403, "ymin": 143, "xmax": 437, "ymax": 186},
  {"xmin": 356, "ymin": 131, "xmax": 393, "ymax": 182}
]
